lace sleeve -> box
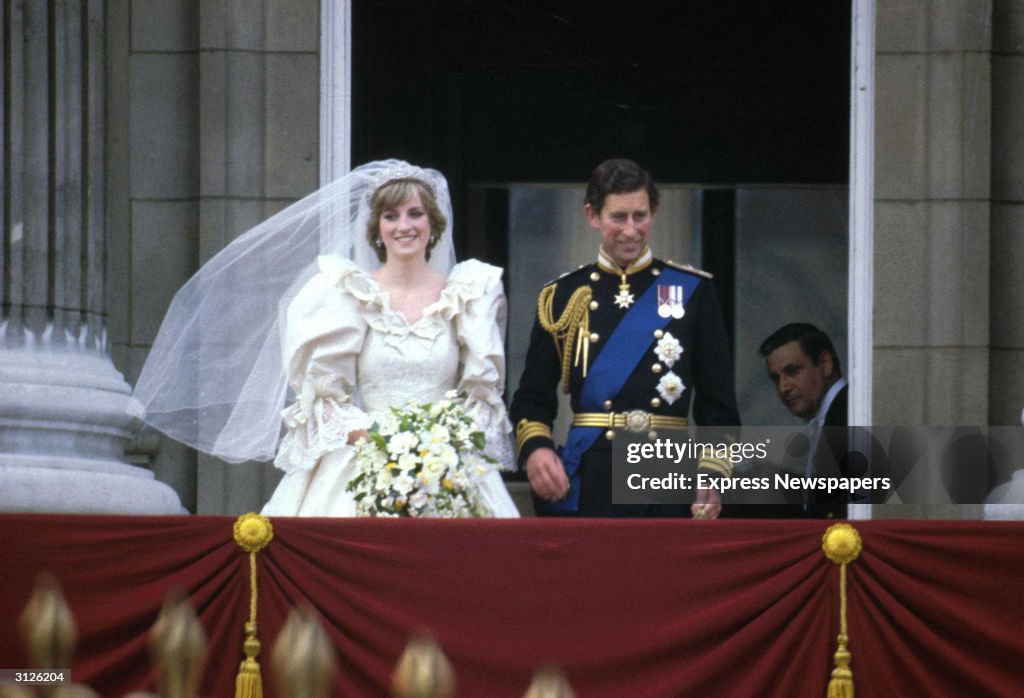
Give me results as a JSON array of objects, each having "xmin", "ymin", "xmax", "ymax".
[
  {"xmin": 451, "ymin": 260, "xmax": 515, "ymax": 470},
  {"xmin": 273, "ymin": 259, "xmax": 371, "ymax": 472}
]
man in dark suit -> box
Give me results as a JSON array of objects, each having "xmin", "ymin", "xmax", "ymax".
[
  {"xmin": 509, "ymin": 158, "xmax": 740, "ymax": 518},
  {"xmin": 759, "ymin": 323, "xmax": 848, "ymax": 518}
]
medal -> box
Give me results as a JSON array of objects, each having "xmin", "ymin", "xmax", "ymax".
[
  {"xmin": 614, "ymin": 278, "xmax": 635, "ymax": 309},
  {"xmin": 657, "ymin": 285, "xmax": 685, "ymax": 319}
]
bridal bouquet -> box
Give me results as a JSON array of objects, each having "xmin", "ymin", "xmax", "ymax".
[{"xmin": 347, "ymin": 391, "xmax": 495, "ymax": 518}]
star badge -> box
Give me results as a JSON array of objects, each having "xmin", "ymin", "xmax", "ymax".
[{"xmin": 614, "ymin": 288, "xmax": 635, "ymax": 309}]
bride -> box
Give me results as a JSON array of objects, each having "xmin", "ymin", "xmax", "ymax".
[{"xmin": 132, "ymin": 160, "xmax": 519, "ymax": 517}]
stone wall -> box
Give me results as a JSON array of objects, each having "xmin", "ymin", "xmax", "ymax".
[{"xmin": 107, "ymin": 0, "xmax": 320, "ymax": 513}]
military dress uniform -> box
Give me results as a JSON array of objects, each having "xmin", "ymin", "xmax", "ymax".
[{"xmin": 509, "ymin": 247, "xmax": 741, "ymax": 517}]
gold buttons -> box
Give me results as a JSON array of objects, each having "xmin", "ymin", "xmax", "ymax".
[
  {"xmin": 652, "ymin": 268, "xmax": 661, "ymax": 277},
  {"xmin": 603, "ymin": 400, "xmax": 613, "ymax": 410},
  {"xmin": 589, "ymin": 332, "xmax": 600, "ymax": 343},
  {"xmin": 605, "ymin": 430, "xmax": 616, "ymax": 441},
  {"xmin": 651, "ymin": 397, "xmax": 662, "ymax": 408},
  {"xmin": 590, "ymin": 272, "xmax": 600, "ymax": 282},
  {"xmin": 652, "ymin": 363, "xmax": 663, "ymax": 374},
  {"xmin": 589, "ymin": 300, "xmax": 599, "ymax": 311},
  {"xmin": 654, "ymin": 329, "xmax": 664, "ymax": 339}
]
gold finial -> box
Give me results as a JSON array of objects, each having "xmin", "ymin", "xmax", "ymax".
[
  {"xmin": 51, "ymin": 686, "xmax": 102, "ymax": 698},
  {"xmin": 523, "ymin": 667, "xmax": 575, "ymax": 698},
  {"xmin": 19, "ymin": 574, "xmax": 76, "ymax": 673},
  {"xmin": 391, "ymin": 632, "xmax": 455, "ymax": 698},
  {"xmin": 234, "ymin": 513, "xmax": 274, "ymax": 553},
  {"xmin": 822, "ymin": 523, "xmax": 863, "ymax": 565},
  {"xmin": 150, "ymin": 593, "xmax": 207, "ymax": 698},
  {"xmin": 270, "ymin": 606, "xmax": 336, "ymax": 698},
  {"xmin": 0, "ymin": 687, "xmax": 35, "ymax": 698}
]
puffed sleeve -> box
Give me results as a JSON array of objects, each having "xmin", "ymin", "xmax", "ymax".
[
  {"xmin": 449, "ymin": 260, "xmax": 515, "ymax": 470},
  {"xmin": 273, "ymin": 256, "xmax": 371, "ymax": 473}
]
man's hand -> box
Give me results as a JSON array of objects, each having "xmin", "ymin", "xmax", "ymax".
[
  {"xmin": 692, "ymin": 484, "xmax": 722, "ymax": 520},
  {"xmin": 526, "ymin": 447, "xmax": 570, "ymax": 501}
]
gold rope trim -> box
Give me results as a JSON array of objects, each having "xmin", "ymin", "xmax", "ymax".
[
  {"xmin": 822, "ymin": 523, "xmax": 862, "ymax": 698},
  {"xmin": 538, "ymin": 284, "xmax": 592, "ymax": 393},
  {"xmin": 233, "ymin": 513, "xmax": 274, "ymax": 698}
]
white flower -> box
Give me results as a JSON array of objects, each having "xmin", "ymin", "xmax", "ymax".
[
  {"xmin": 654, "ymin": 332, "xmax": 683, "ymax": 368},
  {"xmin": 427, "ymin": 424, "xmax": 451, "ymax": 447},
  {"xmin": 656, "ymin": 371, "xmax": 685, "ymax": 405},
  {"xmin": 374, "ymin": 469, "xmax": 393, "ymax": 491},
  {"xmin": 421, "ymin": 455, "xmax": 446, "ymax": 480},
  {"xmin": 436, "ymin": 444, "xmax": 459, "ymax": 468},
  {"xmin": 388, "ymin": 431, "xmax": 419, "ymax": 456},
  {"xmin": 378, "ymin": 414, "xmax": 400, "ymax": 436},
  {"xmin": 397, "ymin": 452, "xmax": 419, "ymax": 471},
  {"xmin": 393, "ymin": 472, "xmax": 416, "ymax": 495}
]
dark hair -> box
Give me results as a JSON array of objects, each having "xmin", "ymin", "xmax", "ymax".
[
  {"xmin": 584, "ymin": 158, "xmax": 660, "ymax": 214},
  {"xmin": 366, "ymin": 178, "xmax": 447, "ymax": 263},
  {"xmin": 758, "ymin": 322, "xmax": 843, "ymax": 377}
]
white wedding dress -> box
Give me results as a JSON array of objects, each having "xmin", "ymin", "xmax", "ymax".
[{"xmin": 262, "ymin": 255, "xmax": 520, "ymax": 517}]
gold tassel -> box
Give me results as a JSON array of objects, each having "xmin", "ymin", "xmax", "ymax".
[
  {"xmin": 822, "ymin": 524, "xmax": 862, "ymax": 698},
  {"xmin": 233, "ymin": 514, "xmax": 275, "ymax": 698},
  {"xmin": 236, "ymin": 620, "xmax": 263, "ymax": 698}
]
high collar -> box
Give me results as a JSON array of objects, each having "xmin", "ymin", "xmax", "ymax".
[{"xmin": 596, "ymin": 246, "xmax": 653, "ymax": 276}]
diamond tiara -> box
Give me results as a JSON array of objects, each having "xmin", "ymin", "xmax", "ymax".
[{"xmin": 366, "ymin": 161, "xmax": 436, "ymax": 202}]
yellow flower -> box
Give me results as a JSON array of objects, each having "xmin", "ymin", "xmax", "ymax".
[
  {"xmin": 395, "ymin": 499, "xmax": 406, "ymax": 510},
  {"xmin": 442, "ymin": 478, "xmax": 454, "ymax": 491},
  {"xmin": 386, "ymin": 461, "xmax": 398, "ymax": 470}
]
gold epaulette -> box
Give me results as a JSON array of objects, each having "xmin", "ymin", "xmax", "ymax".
[
  {"xmin": 665, "ymin": 260, "xmax": 713, "ymax": 279},
  {"xmin": 537, "ymin": 283, "xmax": 592, "ymax": 393},
  {"xmin": 515, "ymin": 419, "xmax": 553, "ymax": 456}
]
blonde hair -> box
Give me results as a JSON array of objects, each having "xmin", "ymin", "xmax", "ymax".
[{"xmin": 366, "ymin": 179, "xmax": 448, "ymax": 262}]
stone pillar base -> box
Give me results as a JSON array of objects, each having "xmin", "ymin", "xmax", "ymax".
[
  {"xmin": 0, "ymin": 461, "xmax": 185, "ymax": 514},
  {"xmin": 0, "ymin": 343, "xmax": 185, "ymax": 515}
]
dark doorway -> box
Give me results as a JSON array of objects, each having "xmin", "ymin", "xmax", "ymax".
[{"xmin": 352, "ymin": 0, "xmax": 850, "ymax": 258}]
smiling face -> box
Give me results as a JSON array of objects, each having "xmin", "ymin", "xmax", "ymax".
[
  {"xmin": 367, "ymin": 178, "xmax": 447, "ymax": 264},
  {"xmin": 765, "ymin": 340, "xmax": 836, "ymax": 420},
  {"xmin": 378, "ymin": 191, "xmax": 431, "ymax": 262},
  {"xmin": 586, "ymin": 189, "xmax": 654, "ymax": 268}
]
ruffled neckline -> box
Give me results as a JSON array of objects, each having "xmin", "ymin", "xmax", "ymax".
[{"xmin": 316, "ymin": 255, "xmax": 501, "ymax": 342}]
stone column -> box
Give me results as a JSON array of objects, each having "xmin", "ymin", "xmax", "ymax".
[
  {"xmin": 0, "ymin": 0, "xmax": 182, "ymax": 513},
  {"xmin": 873, "ymin": 0, "xmax": 992, "ymax": 517},
  {"xmin": 193, "ymin": 0, "xmax": 320, "ymax": 514},
  {"xmin": 990, "ymin": 0, "xmax": 1024, "ymax": 426},
  {"xmin": 984, "ymin": 0, "xmax": 1024, "ymax": 518}
]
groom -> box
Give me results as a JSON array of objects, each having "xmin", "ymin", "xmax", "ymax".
[{"xmin": 509, "ymin": 158, "xmax": 741, "ymax": 518}]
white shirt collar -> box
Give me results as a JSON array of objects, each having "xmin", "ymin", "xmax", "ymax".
[{"xmin": 810, "ymin": 377, "xmax": 847, "ymax": 427}]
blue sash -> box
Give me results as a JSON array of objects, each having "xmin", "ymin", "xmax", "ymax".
[{"xmin": 545, "ymin": 267, "xmax": 700, "ymax": 513}]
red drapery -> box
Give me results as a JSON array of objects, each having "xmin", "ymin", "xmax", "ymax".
[{"xmin": 1, "ymin": 516, "xmax": 1021, "ymax": 697}]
